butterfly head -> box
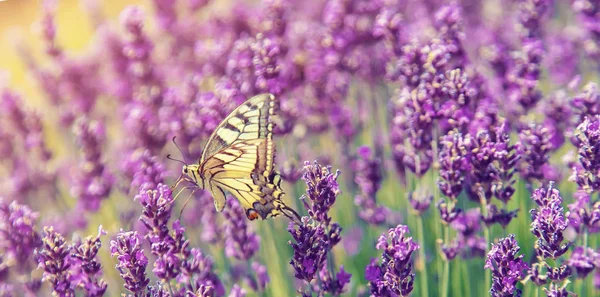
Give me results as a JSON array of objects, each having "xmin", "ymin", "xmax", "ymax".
[{"xmin": 182, "ymin": 164, "xmax": 204, "ymax": 189}]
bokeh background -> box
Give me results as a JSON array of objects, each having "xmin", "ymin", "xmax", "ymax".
[{"xmin": 1, "ymin": 0, "xmax": 599, "ymax": 297}]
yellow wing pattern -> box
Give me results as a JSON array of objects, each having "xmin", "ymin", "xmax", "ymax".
[{"xmin": 198, "ymin": 94, "xmax": 285, "ymax": 220}]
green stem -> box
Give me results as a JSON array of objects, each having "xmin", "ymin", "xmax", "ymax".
[
  {"xmin": 441, "ymin": 232, "xmax": 450, "ymax": 297},
  {"xmin": 462, "ymin": 261, "xmax": 471, "ymax": 297},
  {"xmin": 416, "ymin": 215, "xmax": 429, "ymax": 297},
  {"xmin": 479, "ymin": 192, "xmax": 491, "ymax": 295}
]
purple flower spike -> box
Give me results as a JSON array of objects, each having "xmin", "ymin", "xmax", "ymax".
[
  {"xmin": 484, "ymin": 234, "xmax": 528, "ymax": 297},
  {"xmin": 109, "ymin": 230, "xmax": 149, "ymax": 295},
  {"xmin": 136, "ymin": 183, "xmax": 174, "ymax": 247},
  {"xmin": 438, "ymin": 131, "xmax": 470, "ymax": 200},
  {"xmin": 36, "ymin": 226, "xmax": 75, "ymax": 297},
  {"xmin": 408, "ymin": 190, "xmax": 433, "ymax": 215},
  {"xmin": 71, "ymin": 116, "xmax": 113, "ymax": 212},
  {"xmin": 70, "ymin": 226, "xmax": 107, "ymax": 297},
  {"xmin": 567, "ymin": 246, "xmax": 597, "ymax": 278},
  {"xmin": 573, "ymin": 115, "xmax": 600, "ymax": 192},
  {"xmin": 228, "ymin": 284, "xmax": 246, "ymax": 297},
  {"xmin": 287, "ymin": 217, "xmax": 328, "ymax": 282},
  {"xmin": 517, "ymin": 124, "xmax": 551, "ymax": 184},
  {"xmin": 319, "ymin": 264, "xmax": 351, "ymax": 296},
  {"xmin": 301, "ymin": 161, "xmax": 341, "ymax": 224},
  {"xmin": 530, "ymin": 184, "xmax": 571, "ymax": 259},
  {"xmin": 354, "ymin": 146, "xmax": 388, "ymax": 225},
  {"xmin": 367, "ymin": 225, "xmax": 419, "ymax": 297},
  {"xmin": 0, "ymin": 200, "xmax": 41, "ymax": 266},
  {"xmin": 572, "ymin": 0, "xmax": 600, "ymax": 61},
  {"xmin": 543, "ymin": 283, "xmax": 572, "ymax": 297},
  {"xmin": 223, "ymin": 199, "xmax": 260, "ymax": 261}
]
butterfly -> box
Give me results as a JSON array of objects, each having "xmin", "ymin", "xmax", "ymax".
[{"xmin": 172, "ymin": 93, "xmax": 300, "ymax": 222}]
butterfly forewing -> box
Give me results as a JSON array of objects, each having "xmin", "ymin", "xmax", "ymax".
[{"xmin": 200, "ymin": 93, "xmax": 275, "ymax": 164}]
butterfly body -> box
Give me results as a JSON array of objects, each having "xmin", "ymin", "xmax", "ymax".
[{"xmin": 180, "ymin": 93, "xmax": 293, "ymax": 221}]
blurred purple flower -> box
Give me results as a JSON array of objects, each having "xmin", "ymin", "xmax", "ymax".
[
  {"xmin": 408, "ymin": 190, "xmax": 433, "ymax": 215},
  {"xmin": 517, "ymin": 124, "xmax": 551, "ymax": 184},
  {"xmin": 228, "ymin": 284, "xmax": 246, "ymax": 297},
  {"xmin": 572, "ymin": 0, "xmax": 600, "ymax": 60},
  {"xmin": 484, "ymin": 234, "xmax": 528, "ymax": 297},
  {"xmin": 567, "ymin": 190, "xmax": 600, "ymax": 234},
  {"xmin": 354, "ymin": 146, "xmax": 388, "ymax": 225},
  {"xmin": 70, "ymin": 116, "xmax": 113, "ymax": 212},
  {"xmin": 223, "ymin": 199, "xmax": 260, "ymax": 261},
  {"xmin": 0, "ymin": 200, "xmax": 41, "ymax": 267},
  {"xmin": 567, "ymin": 246, "xmax": 597, "ymax": 278}
]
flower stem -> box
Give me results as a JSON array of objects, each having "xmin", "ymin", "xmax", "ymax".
[
  {"xmin": 479, "ymin": 191, "xmax": 491, "ymax": 294},
  {"xmin": 441, "ymin": 227, "xmax": 450, "ymax": 297},
  {"xmin": 416, "ymin": 215, "xmax": 429, "ymax": 297}
]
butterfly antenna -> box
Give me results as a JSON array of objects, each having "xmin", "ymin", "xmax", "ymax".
[
  {"xmin": 179, "ymin": 188, "xmax": 198, "ymax": 221},
  {"xmin": 166, "ymin": 154, "xmax": 187, "ymax": 166},
  {"xmin": 171, "ymin": 136, "xmax": 187, "ymax": 161}
]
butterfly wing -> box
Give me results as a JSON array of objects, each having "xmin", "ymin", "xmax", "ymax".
[
  {"xmin": 199, "ymin": 93, "xmax": 283, "ymax": 219},
  {"xmin": 200, "ymin": 93, "xmax": 276, "ymax": 165},
  {"xmin": 202, "ymin": 139, "xmax": 284, "ymax": 219}
]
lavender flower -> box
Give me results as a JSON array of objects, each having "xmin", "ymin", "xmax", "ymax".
[
  {"xmin": 110, "ymin": 230, "xmax": 149, "ymax": 296},
  {"xmin": 179, "ymin": 246, "xmax": 225, "ymax": 296},
  {"xmin": 71, "ymin": 116, "xmax": 113, "ymax": 212},
  {"xmin": 301, "ymin": 161, "xmax": 341, "ymax": 224},
  {"xmin": 319, "ymin": 264, "xmax": 351, "ymax": 296},
  {"xmin": 223, "ymin": 199, "xmax": 260, "ymax": 261},
  {"xmin": 566, "ymin": 246, "xmax": 596, "ymax": 278},
  {"xmin": 70, "ymin": 227, "xmax": 107, "ymax": 296},
  {"xmin": 366, "ymin": 225, "xmax": 419, "ymax": 296},
  {"xmin": 573, "ymin": 116, "xmax": 600, "ymax": 192},
  {"xmin": 572, "ymin": 0, "xmax": 600, "ymax": 60},
  {"xmin": 36, "ymin": 226, "xmax": 75, "ymax": 297},
  {"xmin": 530, "ymin": 184, "xmax": 571, "ymax": 259},
  {"xmin": 437, "ymin": 131, "xmax": 470, "ymax": 200},
  {"xmin": 228, "ymin": 284, "xmax": 246, "ymax": 297},
  {"xmin": 567, "ymin": 190, "xmax": 600, "ymax": 233},
  {"xmin": 287, "ymin": 217, "xmax": 327, "ymax": 282},
  {"xmin": 517, "ymin": 124, "xmax": 552, "ymax": 184},
  {"xmin": 408, "ymin": 189, "xmax": 433, "ymax": 215},
  {"xmin": 0, "ymin": 200, "xmax": 41, "ymax": 267},
  {"xmin": 571, "ymin": 82, "xmax": 600, "ymax": 123},
  {"xmin": 484, "ymin": 234, "xmax": 528, "ymax": 297},
  {"xmin": 354, "ymin": 146, "xmax": 388, "ymax": 225},
  {"xmin": 135, "ymin": 183, "xmax": 182, "ymax": 280},
  {"xmin": 125, "ymin": 150, "xmax": 167, "ymax": 193}
]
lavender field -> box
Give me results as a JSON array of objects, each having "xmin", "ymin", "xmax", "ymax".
[{"xmin": 1, "ymin": 0, "xmax": 599, "ymax": 296}]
